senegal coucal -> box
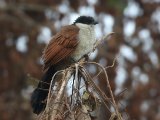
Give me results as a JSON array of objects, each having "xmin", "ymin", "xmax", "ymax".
[{"xmin": 31, "ymin": 16, "xmax": 98, "ymax": 114}]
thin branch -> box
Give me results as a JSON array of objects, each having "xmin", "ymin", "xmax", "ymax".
[
  {"xmin": 81, "ymin": 61, "xmax": 123, "ymax": 119},
  {"xmin": 79, "ymin": 67, "xmax": 112, "ymax": 113},
  {"xmin": 88, "ymin": 62, "xmax": 122, "ymax": 119},
  {"xmin": 48, "ymin": 70, "xmax": 72, "ymax": 120},
  {"xmin": 94, "ymin": 32, "xmax": 115, "ymax": 50},
  {"xmin": 93, "ymin": 56, "xmax": 118, "ymax": 79}
]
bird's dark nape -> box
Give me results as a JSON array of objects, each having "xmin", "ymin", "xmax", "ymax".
[
  {"xmin": 74, "ymin": 16, "xmax": 98, "ymax": 25},
  {"xmin": 31, "ymin": 66, "xmax": 56, "ymax": 114}
]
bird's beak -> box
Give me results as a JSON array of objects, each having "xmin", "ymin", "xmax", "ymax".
[{"xmin": 93, "ymin": 21, "xmax": 98, "ymax": 25}]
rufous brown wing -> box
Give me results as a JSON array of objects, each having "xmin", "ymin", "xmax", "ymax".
[{"xmin": 42, "ymin": 25, "xmax": 79, "ymax": 70}]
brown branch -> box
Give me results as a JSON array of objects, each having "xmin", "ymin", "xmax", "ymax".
[
  {"xmin": 79, "ymin": 66, "xmax": 112, "ymax": 113},
  {"xmin": 48, "ymin": 70, "xmax": 72, "ymax": 120}
]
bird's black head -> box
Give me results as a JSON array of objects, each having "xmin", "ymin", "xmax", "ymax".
[{"xmin": 74, "ymin": 16, "xmax": 98, "ymax": 25}]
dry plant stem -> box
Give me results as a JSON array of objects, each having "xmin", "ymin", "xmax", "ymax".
[
  {"xmin": 93, "ymin": 56, "xmax": 118, "ymax": 79},
  {"xmin": 38, "ymin": 70, "xmax": 66, "ymax": 120},
  {"xmin": 74, "ymin": 64, "xmax": 79, "ymax": 106},
  {"xmin": 99, "ymin": 64, "xmax": 123, "ymax": 119},
  {"xmin": 37, "ymin": 70, "xmax": 65, "ymax": 120},
  {"xmin": 109, "ymin": 113, "xmax": 116, "ymax": 120},
  {"xmin": 79, "ymin": 67, "xmax": 111, "ymax": 113},
  {"xmin": 94, "ymin": 32, "xmax": 115, "ymax": 50},
  {"xmin": 70, "ymin": 64, "xmax": 79, "ymax": 109},
  {"xmin": 75, "ymin": 105, "xmax": 91, "ymax": 120},
  {"xmin": 105, "ymin": 55, "xmax": 119, "ymax": 69},
  {"xmin": 116, "ymin": 88, "xmax": 128, "ymax": 98},
  {"xmin": 44, "ymin": 70, "xmax": 65, "ymax": 117},
  {"xmin": 47, "ymin": 70, "xmax": 64, "ymax": 100},
  {"xmin": 86, "ymin": 62, "xmax": 122, "ymax": 119},
  {"xmin": 48, "ymin": 70, "xmax": 72, "ymax": 120}
]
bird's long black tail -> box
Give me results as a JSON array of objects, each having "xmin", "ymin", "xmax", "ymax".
[{"xmin": 31, "ymin": 66, "xmax": 56, "ymax": 114}]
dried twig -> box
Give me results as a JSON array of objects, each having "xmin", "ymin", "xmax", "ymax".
[
  {"xmin": 93, "ymin": 32, "xmax": 115, "ymax": 50},
  {"xmin": 93, "ymin": 55, "xmax": 118, "ymax": 79},
  {"xmin": 79, "ymin": 66, "xmax": 112, "ymax": 112},
  {"xmin": 48, "ymin": 70, "xmax": 72, "ymax": 120}
]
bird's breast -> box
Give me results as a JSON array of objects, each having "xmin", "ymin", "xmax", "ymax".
[{"xmin": 71, "ymin": 27, "xmax": 96, "ymax": 61}]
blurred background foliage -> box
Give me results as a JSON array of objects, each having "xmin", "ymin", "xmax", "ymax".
[{"xmin": 0, "ymin": 0, "xmax": 160, "ymax": 120}]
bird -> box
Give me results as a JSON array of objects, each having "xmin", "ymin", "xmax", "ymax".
[{"xmin": 31, "ymin": 16, "xmax": 98, "ymax": 114}]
